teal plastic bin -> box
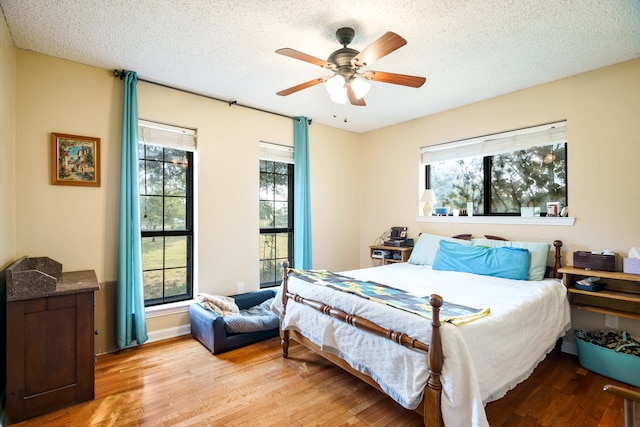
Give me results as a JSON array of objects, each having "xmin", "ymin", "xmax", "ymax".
[{"xmin": 575, "ymin": 335, "xmax": 640, "ymax": 387}]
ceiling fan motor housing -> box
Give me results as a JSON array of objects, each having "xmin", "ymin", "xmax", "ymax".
[
  {"xmin": 327, "ymin": 47, "xmax": 359, "ymax": 68},
  {"xmin": 335, "ymin": 27, "xmax": 355, "ymax": 46}
]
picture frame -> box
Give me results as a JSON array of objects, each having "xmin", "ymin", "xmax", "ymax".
[
  {"xmin": 546, "ymin": 202, "xmax": 559, "ymax": 217},
  {"xmin": 51, "ymin": 133, "xmax": 101, "ymax": 186}
]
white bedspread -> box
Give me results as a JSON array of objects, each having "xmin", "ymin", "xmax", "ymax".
[{"xmin": 272, "ymin": 263, "xmax": 571, "ymax": 427}]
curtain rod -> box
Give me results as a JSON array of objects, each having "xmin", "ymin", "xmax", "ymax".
[{"xmin": 112, "ymin": 69, "xmax": 311, "ymax": 125}]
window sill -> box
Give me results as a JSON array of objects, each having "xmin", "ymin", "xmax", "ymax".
[
  {"xmin": 145, "ymin": 299, "xmax": 195, "ymax": 318},
  {"xmin": 416, "ymin": 215, "xmax": 575, "ymax": 226}
]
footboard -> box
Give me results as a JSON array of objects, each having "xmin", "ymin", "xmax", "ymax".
[{"xmin": 279, "ymin": 261, "xmax": 443, "ymax": 427}]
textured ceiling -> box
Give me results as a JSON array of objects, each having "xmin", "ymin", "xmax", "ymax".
[{"xmin": 2, "ymin": 0, "xmax": 640, "ymax": 133}]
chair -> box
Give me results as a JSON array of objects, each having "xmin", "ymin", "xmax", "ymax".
[
  {"xmin": 189, "ymin": 289, "xmax": 279, "ymax": 355},
  {"xmin": 603, "ymin": 384, "xmax": 640, "ymax": 427}
]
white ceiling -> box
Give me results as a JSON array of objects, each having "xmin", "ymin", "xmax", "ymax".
[{"xmin": 2, "ymin": 1, "xmax": 640, "ymax": 133}]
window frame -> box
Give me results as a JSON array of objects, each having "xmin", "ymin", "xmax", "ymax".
[
  {"xmin": 138, "ymin": 120, "xmax": 196, "ymax": 307},
  {"xmin": 259, "ymin": 142, "xmax": 294, "ymax": 288},
  {"xmin": 422, "ymin": 122, "xmax": 568, "ymax": 216}
]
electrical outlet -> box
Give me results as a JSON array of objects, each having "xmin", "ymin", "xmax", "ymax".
[
  {"xmin": 237, "ymin": 282, "xmax": 245, "ymax": 293},
  {"xmin": 604, "ymin": 314, "xmax": 618, "ymax": 329}
]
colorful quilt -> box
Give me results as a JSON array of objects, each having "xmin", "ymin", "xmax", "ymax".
[{"xmin": 289, "ymin": 269, "xmax": 490, "ymax": 325}]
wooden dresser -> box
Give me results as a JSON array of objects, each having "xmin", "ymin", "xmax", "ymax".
[{"xmin": 5, "ymin": 257, "xmax": 99, "ymax": 423}]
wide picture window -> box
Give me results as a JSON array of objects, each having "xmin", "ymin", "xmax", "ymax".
[
  {"xmin": 422, "ymin": 121, "xmax": 567, "ymax": 215},
  {"xmin": 138, "ymin": 120, "xmax": 196, "ymax": 306}
]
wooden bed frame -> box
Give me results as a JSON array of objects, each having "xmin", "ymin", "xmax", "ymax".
[{"xmin": 279, "ymin": 239, "xmax": 563, "ymax": 427}]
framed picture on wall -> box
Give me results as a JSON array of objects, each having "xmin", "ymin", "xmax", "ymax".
[{"xmin": 51, "ymin": 132, "xmax": 101, "ymax": 186}]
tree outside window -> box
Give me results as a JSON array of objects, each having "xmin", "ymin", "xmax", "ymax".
[{"xmin": 428, "ymin": 142, "xmax": 567, "ymax": 215}]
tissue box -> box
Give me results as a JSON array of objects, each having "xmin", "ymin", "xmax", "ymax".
[
  {"xmin": 623, "ymin": 258, "xmax": 640, "ymax": 275},
  {"xmin": 573, "ymin": 251, "xmax": 616, "ymax": 272}
]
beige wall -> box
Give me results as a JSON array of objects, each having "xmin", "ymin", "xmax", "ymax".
[
  {"xmin": 13, "ymin": 50, "xmax": 362, "ymax": 353},
  {"xmin": 1, "ymin": 7, "xmax": 16, "ymax": 271},
  {"xmin": 360, "ymin": 58, "xmax": 640, "ymax": 341}
]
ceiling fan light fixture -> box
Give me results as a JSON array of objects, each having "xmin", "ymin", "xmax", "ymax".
[
  {"xmin": 351, "ymin": 76, "xmax": 371, "ymax": 99},
  {"xmin": 325, "ymin": 74, "xmax": 345, "ymax": 96},
  {"xmin": 330, "ymin": 89, "xmax": 348, "ymax": 104}
]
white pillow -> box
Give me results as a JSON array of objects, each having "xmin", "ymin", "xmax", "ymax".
[{"xmin": 408, "ymin": 233, "xmax": 472, "ymax": 266}]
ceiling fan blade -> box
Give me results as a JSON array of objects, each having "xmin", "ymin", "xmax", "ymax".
[
  {"xmin": 276, "ymin": 77, "xmax": 328, "ymax": 96},
  {"xmin": 276, "ymin": 48, "xmax": 335, "ymax": 69},
  {"xmin": 352, "ymin": 32, "xmax": 407, "ymax": 67},
  {"xmin": 346, "ymin": 83, "xmax": 366, "ymax": 106},
  {"xmin": 362, "ymin": 70, "xmax": 426, "ymax": 88}
]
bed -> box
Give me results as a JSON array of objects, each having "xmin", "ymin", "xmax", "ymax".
[{"xmin": 271, "ymin": 233, "xmax": 571, "ymax": 426}]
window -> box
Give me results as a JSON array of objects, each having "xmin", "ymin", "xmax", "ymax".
[
  {"xmin": 422, "ymin": 122, "xmax": 567, "ymax": 215},
  {"xmin": 138, "ymin": 120, "xmax": 196, "ymax": 306},
  {"xmin": 259, "ymin": 142, "xmax": 294, "ymax": 287}
]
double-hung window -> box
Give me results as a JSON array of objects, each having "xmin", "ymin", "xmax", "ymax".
[
  {"xmin": 259, "ymin": 142, "xmax": 294, "ymax": 288},
  {"xmin": 422, "ymin": 121, "xmax": 567, "ymax": 215},
  {"xmin": 138, "ymin": 120, "xmax": 196, "ymax": 306}
]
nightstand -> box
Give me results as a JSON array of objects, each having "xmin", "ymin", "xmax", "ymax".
[
  {"xmin": 369, "ymin": 245, "xmax": 413, "ymax": 265},
  {"xmin": 558, "ymin": 266, "xmax": 640, "ymax": 320}
]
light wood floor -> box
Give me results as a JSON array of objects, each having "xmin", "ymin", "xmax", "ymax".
[{"xmin": 7, "ymin": 335, "xmax": 638, "ymax": 426}]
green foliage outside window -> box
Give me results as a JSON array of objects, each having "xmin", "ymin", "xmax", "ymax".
[{"xmin": 429, "ymin": 143, "xmax": 566, "ymax": 214}]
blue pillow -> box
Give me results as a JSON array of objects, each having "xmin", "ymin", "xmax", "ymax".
[
  {"xmin": 471, "ymin": 238, "xmax": 549, "ymax": 281},
  {"xmin": 432, "ymin": 240, "xmax": 530, "ymax": 280},
  {"xmin": 407, "ymin": 233, "xmax": 472, "ymax": 266}
]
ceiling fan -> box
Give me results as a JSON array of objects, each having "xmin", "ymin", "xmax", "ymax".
[{"xmin": 275, "ymin": 27, "xmax": 426, "ymax": 106}]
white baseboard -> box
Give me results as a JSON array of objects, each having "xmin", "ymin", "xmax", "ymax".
[{"xmin": 147, "ymin": 324, "xmax": 191, "ymax": 343}]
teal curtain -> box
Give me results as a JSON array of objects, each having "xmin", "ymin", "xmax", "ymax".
[
  {"xmin": 293, "ymin": 116, "xmax": 312, "ymax": 269},
  {"xmin": 116, "ymin": 71, "xmax": 148, "ymax": 349}
]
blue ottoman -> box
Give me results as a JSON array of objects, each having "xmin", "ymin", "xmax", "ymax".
[{"xmin": 189, "ymin": 289, "xmax": 279, "ymax": 354}]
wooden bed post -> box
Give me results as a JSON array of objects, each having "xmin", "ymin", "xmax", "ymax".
[
  {"xmin": 424, "ymin": 294, "xmax": 444, "ymax": 427},
  {"xmin": 553, "ymin": 240, "xmax": 563, "ymax": 279},
  {"xmin": 280, "ymin": 260, "xmax": 290, "ymax": 358}
]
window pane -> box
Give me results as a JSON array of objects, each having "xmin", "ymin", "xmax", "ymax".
[
  {"xmin": 143, "ymin": 270, "xmax": 163, "ymax": 301},
  {"xmin": 260, "ymin": 259, "xmax": 276, "ymax": 284},
  {"xmin": 274, "ymin": 162, "xmax": 288, "ymax": 174},
  {"xmin": 430, "ymin": 158, "xmax": 484, "ymax": 212},
  {"xmin": 259, "ymin": 201, "xmax": 275, "ymax": 228},
  {"xmin": 260, "ymin": 160, "xmax": 274, "ymax": 173},
  {"xmin": 164, "ymin": 197, "xmax": 186, "ymax": 230},
  {"xmin": 260, "ymin": 233, "xmax": 275, "ymax": 261},
  {"xmin": 259, "ymin": 173, "xmax": 275, "ymax": 200},
  {"xmin": 274, "ymin": 202, "xmax": 288, "ymax": 228},
  {"xmin": 491, "ymin": 143, "xmax": 566, "ymax": 213},
  {"xmin": 140, "ymin": 160, "xmax": 163, "ymax": 196},
  {"xmin": 274, "ymin": 174, "xmax": 288, "ymax": 201},
  {"xmin": 144, "ymin": 144, "xmax": 163, "ymax": 160},
  {"xmin": 164, "ymin": 162, "xmax": 187, "ymax": 196},
  {"xmin": 141, "ymin": 196, "xmax": 163, "ymax": 231},
  {"xmin": 275, "ymin": 232, "xmax": 289, "ymax": 258},
  {"xmin": 142, "ymin": 236, "xmax": 164, "ymax": 270},
  {"xmin": 165, "ymin": 236, "xmax": 187, "ymax": 268},
  {"xmin": 164, "ymin": 267, "xmax": 187, "ymax": 297}
]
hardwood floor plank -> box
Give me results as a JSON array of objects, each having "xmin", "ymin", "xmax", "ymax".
[{"xmin": 6, "ymin": 336, "xmax": 635, "ymax": 427}]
